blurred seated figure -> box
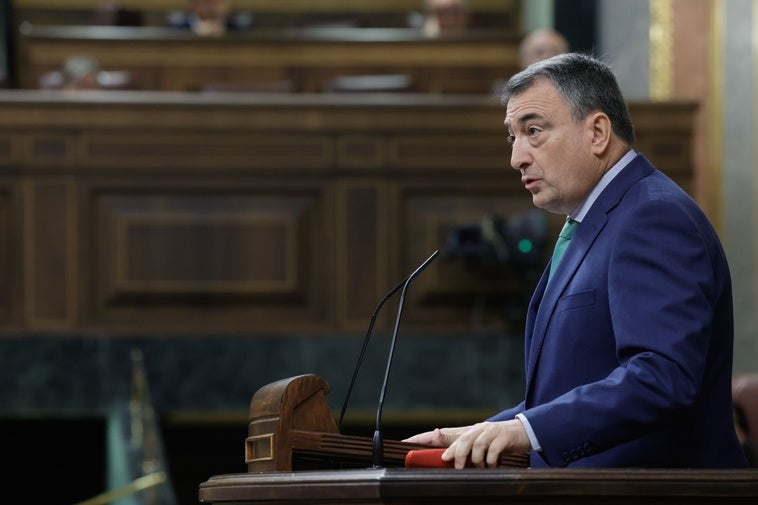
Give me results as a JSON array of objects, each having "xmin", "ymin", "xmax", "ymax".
[
  {"xmin": 39, "ymin": 55, "xmax": 135, "ymax": 91},
  {"xmin": 92, "ymin": 0, "xmax": 144, "ymax": 26},
  {"xmin": 518, "ymin": 28, "xmax": 570, "ymax": 69},
  {"xmin": 422, "ymin": 0, "xmax": 469, "ymax": 38},
  {"xmin": 490, "ymin": 28, "xmax": 569, "ymax": 97},
  {"xmin": 60, "ymin": 55, "xmax": 102, "ymax": 90},
  {"xmin": 166, "ymin": 0, "xmax": 253, "ymax": 36}
]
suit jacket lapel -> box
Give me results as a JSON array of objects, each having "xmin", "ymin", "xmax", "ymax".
[{"xmin": 523, "ymin": 154, "xmax": 656, "ymax": 397}]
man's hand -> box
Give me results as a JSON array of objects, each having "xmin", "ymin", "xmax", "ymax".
[
  {"xmin": 440, "ymin": 420, "xmax": 531, "ymax": 469},
  {"xmin": 403, "ymin": 426, "xmax": 469, "ymax": 447}
]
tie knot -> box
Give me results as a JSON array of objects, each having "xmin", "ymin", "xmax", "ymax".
[{"xmin": 559, "ymin": 218, "xmax": 579, "ymax": 240}]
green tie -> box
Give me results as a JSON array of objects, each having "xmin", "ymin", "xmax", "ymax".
[{"xmin": 548, "ymin": 218, "xmax": 579, "ymax": 281}]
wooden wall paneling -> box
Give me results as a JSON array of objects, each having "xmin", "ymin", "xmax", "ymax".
[
  {"xmin": 635, "ymin": 130, "xmax": 693, "ymax": 195},
  {"xmin": 336, "ymin": 135, "xmax": 386, "ymax": 171},
  {"xmin": 22, "ymin": 178, "xmax": 77, "ymax": 328},
  {"xmin": 83, "ymin": 180, "xmax": 335, "ymax": 334},
  {"xmin": 0, "ymin": 134, "xmax": 34, "ymax": 330},
  {"xmin": 390, "ymin": 179, "xmax": 543, "ymax": 334},
  {"xmin": 81, "ymin": 131, "xmax": 335, "ymax": 172},
  {"xmin": 627, "ymin": 101, "xmax": 696, "ymax": 194},
  {"xmin": 334, "ymin": 179, "xmax": 389, "ymax": 331},
  {"xmin": 0, "ymin": 180, "xmax": 21, "ymax": 326},
  {"xmin": 164, "ymin": 66, "xmax": 290, "ymax": 93},
  {"xmin": 0, "ymin": 93, "xmax": 695, "ymax": 335},
  {"xmin": 0, "ymin": 133, "xmax": 22, "ymax": 166},
  {"xmin": 388, "ymin": 133, "xmax": 509, "ymax": 172},
  {"xmin": 22, "ymin": 131, "xmax": 77, "ymax": 167}
]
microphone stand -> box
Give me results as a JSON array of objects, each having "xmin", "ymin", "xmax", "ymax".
[
  {"xmin": 372, "ymin": 250, "xmax": 439, "ymax": 468},
  {"xmin": 338, "ymin": 250, "xmax": 441, "ymax": 433},
  {"xmin": 338, "ymin": 275, "xmax": 409, "ymax": 433}
]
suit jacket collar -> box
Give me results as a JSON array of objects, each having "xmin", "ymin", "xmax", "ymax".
[{"xmin": 524, "ymin": 154, "xmax": 656, "ymax": 396}]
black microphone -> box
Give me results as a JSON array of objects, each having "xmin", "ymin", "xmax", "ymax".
[
  {"xmin": 372, "ymin": 250, "xmax": 439, "ymax": 468},
  {"xmin": 338, "ymin": 277, "xmax": 408, "ymax": 433},
  {"xmin": 337, "ymin": 249, "xmax": 439, "ymax": 433}
]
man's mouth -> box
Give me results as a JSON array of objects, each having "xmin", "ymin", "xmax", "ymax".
[{"xmin": 522, "ymin": 176, "xmax": 539, "ymax": 191}]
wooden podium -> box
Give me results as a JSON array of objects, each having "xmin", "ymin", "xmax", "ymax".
[
  {"xmin": 198, "ymin": 375, "xmax": 758, "ymax": 504},
  {"xmin": 242, "ymin": 374, "xmax": 528, "ymax": 472}
]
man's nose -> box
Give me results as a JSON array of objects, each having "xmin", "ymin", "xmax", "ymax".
[{"xmin": 510, "ymin": 139, "xmax": 531, "ymax": 172}]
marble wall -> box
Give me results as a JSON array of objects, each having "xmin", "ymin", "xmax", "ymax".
[{"xmin": 2, "ymin": 331, "xmax": 526, "ymax": 420}]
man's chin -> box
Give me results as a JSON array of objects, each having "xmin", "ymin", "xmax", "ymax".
[
  {"xmin": 531, "ymin": 195, "xmax": 549, "ymax": 211},
  {"xmin": 531, "ymin": 196, "xmax": 563, "ymax": 215}
]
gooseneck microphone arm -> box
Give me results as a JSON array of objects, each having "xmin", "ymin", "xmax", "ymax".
[
  {"xmin": 338, "ymin": 250, "xmax": 440, "ymax": 433},
  {"xmin": 372, "ymin": 250, "xmax": 439, "ymax": 468},
  {"xmin": 338, "ymin": 274, "xmax": 409, "ymax": 433}
]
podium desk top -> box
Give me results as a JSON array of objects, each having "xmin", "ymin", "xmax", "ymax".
[{"xmin": 199, "ymin": 467, "xmax": 758, "ymax": 504}]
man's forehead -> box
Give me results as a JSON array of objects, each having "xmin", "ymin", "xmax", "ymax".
[
  {"xmin": 504, "ymin": 98, "xmax": 550, "ymax": 127},
  {"xmin": 504, "ymin": 111, "xmax": 546, "ymax": 129},
  {"xmin": 504, "ymin": 81, "xmax": 563, "ymax": 125}
]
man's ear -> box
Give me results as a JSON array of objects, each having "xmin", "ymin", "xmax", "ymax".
[{"xmin": 587, "ymin": 112, "xmax": 612, "ymax": 155}]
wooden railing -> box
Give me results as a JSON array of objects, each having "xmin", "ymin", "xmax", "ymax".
[{"xmin": 16, "ymin": 24, "xmax": 521, "ymax": 92}]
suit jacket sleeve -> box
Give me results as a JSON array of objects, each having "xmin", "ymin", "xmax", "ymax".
[{"xmin": 486, "ymin": 401, "xmax": 525, "ymax": 422}]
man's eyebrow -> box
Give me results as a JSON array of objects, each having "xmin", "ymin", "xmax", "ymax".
[{"xmin": 504, "ymin": 112, "xmax": 544, "ymax": 130}]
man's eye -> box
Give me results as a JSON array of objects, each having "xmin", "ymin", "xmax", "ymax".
[{"xmin": 528, "ymin": 127, "xmax": 540, "ymax": 136}]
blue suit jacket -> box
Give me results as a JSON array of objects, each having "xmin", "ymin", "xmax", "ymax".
[{"xmin": 489, "ymin": 154, "xmax": 747, "ymax": 468}]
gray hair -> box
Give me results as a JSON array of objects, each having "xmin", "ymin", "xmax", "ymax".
[{"xmin": 502, "ymin": 52, "xmax": 635, "ymax": 146}]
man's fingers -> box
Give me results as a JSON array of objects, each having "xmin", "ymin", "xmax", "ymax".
[
  {"xmin": 485, "ymin": 435, "xmax": 507, "ymax": 467},
  {"xmin": 448, "ymin": 440, "xmax": 472, "ymax": 469},
  {"xmin": 441, "ymin": 438, "xmax": 468, "ymax": 467},
  {"xmin": 404, "ymin": 427, "xmax": 459, "ymax": 447},
  {"xmin": 442, "ymin": 426, "xmax": 481, "ymax": 469},
  {"xmin": 440, "ymin": 423, "xmax": 516, "ymax": 469},
  {"xmin": 403, "ymin": 430, "xmax": 438, "ymax": 445},
  {"xmin": 471, "ymin": 428, "xmax": 503, "ymax": 468},
  {"xmin": 438, "ymin": 428, "xmax": 459, "ymax": 447}
]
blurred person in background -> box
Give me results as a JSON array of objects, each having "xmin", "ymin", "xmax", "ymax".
[
  {"xmin": 167, "ymin": 0, "xmax": 253, "ymax": 36},
  {"xmin": 60, "ymin": 55, "xmax": 102, "ymax": 90},
  {"xmin": 423, "ymin": 0, "xmax": 469, "ymax": 38},
  {"xmin": 519, "ymin": 28, "xmax": 570, "ymax": 69},
  {"xmin": 39, "ymin": 55, "xmax": 136, "ymax": 91}
]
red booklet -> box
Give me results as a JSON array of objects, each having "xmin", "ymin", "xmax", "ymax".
[{"xmin": 404, "ymin": 448, "xmax": 474, "ymax": 468}]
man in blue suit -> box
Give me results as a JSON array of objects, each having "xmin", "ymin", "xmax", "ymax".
[{"xmin": 406, "ymin": 53, "xmax": 748, "ymax": 468}]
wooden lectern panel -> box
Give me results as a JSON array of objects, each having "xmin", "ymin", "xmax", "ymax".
[{"xmin": 245, "ymin": 374, "xmax": 529, "ymax": 472}]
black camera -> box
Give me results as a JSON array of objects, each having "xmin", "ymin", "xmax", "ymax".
[{"xmin": 442, "ymin": 210, "xmax": 547, "ymax": 270}]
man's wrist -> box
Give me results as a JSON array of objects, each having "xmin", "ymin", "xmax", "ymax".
[{"xmin": 515, "ymin": 413, "xmax": 541, "ymax": 452}]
